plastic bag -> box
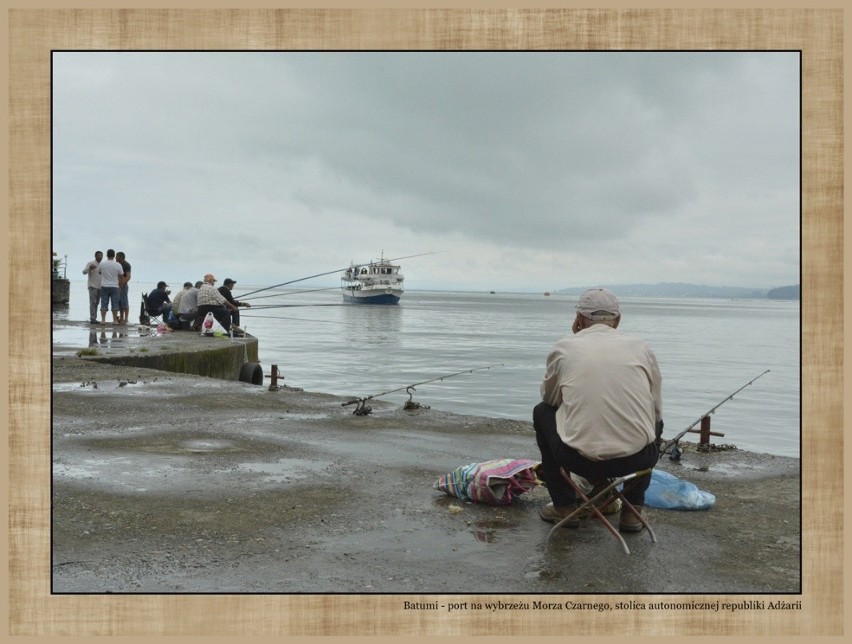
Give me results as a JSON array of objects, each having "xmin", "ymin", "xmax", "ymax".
[
  {"xmin": 200, "ymin": 311, "xmax": 215, "ymax": 335},
  {"xmin": 644, "ymin": 469, "xmax": 715, "ymax": 510},
  {"xmin": 433, "ymin": 458, "xmax": 541, "ymax": 506}
]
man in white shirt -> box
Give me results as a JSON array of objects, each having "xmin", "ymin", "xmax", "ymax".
[
  {"xmin": 534, "ymin": 288, "xmax": 663, "ymax": 533},
  {"xmin": 82, "ymin": 250, "xmax": 103, "ymax": 324},
  {"xmin": 96, "ymin": 249, "xmax": 124, "ymax": 324}
]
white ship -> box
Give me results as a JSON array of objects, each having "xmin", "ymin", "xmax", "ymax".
[{"xmin": 341, "ymin": 254, "xmax": 404, "ymax": 305}]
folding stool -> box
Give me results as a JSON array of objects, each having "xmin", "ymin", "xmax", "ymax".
[
  {"xmin": 547, "ymin": 466, "xmax": 657, "ymax": 554},
  {"xmin": 139, "ymin": 292, "xmax": 163, "ymax": 326}
]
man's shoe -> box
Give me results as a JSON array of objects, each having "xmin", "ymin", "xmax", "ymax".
[
  {"xmin": 539, "ymin": 502, "xmax": 580, "ymax": 528},
  {"xmin": 619, "ymin": 506, "xmax": 646, "ymax": 533}
]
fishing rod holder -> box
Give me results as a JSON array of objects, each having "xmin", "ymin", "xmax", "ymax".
[
  {"xmin": 342, "ymin": 364, "xmax": 503, "ymax": 416},
  {"xmin": 352, "ymin": 400, "xmax": 373, "ymax": 416},
  {"xmin": 667, "ymin": 416, "xmax": 726, "ymax": 461},
  {"xmin": 342, "ymin": 398, "xmax": 373, "ymax": 416},
  {"xmin": 403, "ymin": 386, "xmax": 430, "ymax": 411}
]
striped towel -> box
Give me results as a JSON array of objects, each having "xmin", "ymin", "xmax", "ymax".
[{"xmin": 433, "ymin": 458, "xmax": 541, "ymax": 506}]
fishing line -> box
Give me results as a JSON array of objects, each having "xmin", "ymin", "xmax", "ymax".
[
  {"xmin": 239, "ymin": 286, "xmax": 341, "ymax": 302},
  {"xmin": 239, "ymin": 313, "xmax": 344, "ymax": 324},
  {"xmin": 236, "ymin": 251, "xmax": 440, "ymax": 299},
  {"xmin": 245, "ymin": 303, "xmax": 346, "ymax": 310}
]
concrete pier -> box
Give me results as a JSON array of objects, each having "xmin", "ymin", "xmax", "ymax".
[{"xmin": 50, "ymin": 318, "xmax": 801, "ymax": 597}]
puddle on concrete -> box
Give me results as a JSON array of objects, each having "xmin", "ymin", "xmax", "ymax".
[
  {"xmin": 52, "ymin": 446, "xmax": 306, "ymax": 496},
  {"xmin": 680, "ymin": 460, "xmax": 765, "ymax": 476},
  {"xmin": 53, "ymin": 455, "xmax": 191, "ymax": 494},
  {"xmin": 53, "ymin": 327, "xmax": 132, "ymax": 348},
  {"xmin": 277, "ymin": 413, "xmax": 328, "ymax": 421},
  {"xmin": 315, "ymin": 511, "xmax": 519, "ymax": 580},
  {"xmin": 52, "ymin": 325, "xmax": 169, "ymax": 354},
  {"xmin": 235, "ymin": 458, "xmax": 334, "ymax": 483},
  {"xmin": 178, "ymin": 439, "xmax": 240, "ymax": 453},
  {"xmin": 53, "ymin": 380, "xmax": 175, "ymax": 395}
]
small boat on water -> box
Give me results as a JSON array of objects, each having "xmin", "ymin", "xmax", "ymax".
[{"xmin": 341, "ymin": 254, "xmax": 404, "ymax": 305}]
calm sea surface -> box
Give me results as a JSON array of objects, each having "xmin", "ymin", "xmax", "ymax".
[{"xmin": 55, "ymin": 284, "xmax": 801, "ymax": 458}]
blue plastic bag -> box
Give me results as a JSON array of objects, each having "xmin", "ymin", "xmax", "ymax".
[{"xmin": 643, "ymin": 469, "xmax": 715, "ymax": 510}]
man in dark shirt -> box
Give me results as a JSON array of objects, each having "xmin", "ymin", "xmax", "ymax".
[
  {"xmin": 146, "ymin": 281, "xmax": 172, "ymax": 320},
  {"xmin": 116, "ymin": 251, "xmax": 132, "ymax": 324},
  {"xmin": 218, "ymin": 278, "xmax": 251, "ymax": 327}
]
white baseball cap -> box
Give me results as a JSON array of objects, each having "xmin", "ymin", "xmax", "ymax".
[{"xmin": 576, "ymin": 288, "xmax": 620, "ymax": 320}]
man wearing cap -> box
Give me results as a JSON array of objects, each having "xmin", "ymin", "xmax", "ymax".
[
  {"xmin": 534, "ymin": 287, "xmax": 663, "ymax": 533},
  {"xmin": 218, "ymin": 278, "xmax": 251, "ymax": 328},
  {"xmin": 196, "ymin": 273, "xmax": 239, "ymax": 334},
  {"xmin": 146, "ymin": 281, "xmax": 172, "ymax": 321}
]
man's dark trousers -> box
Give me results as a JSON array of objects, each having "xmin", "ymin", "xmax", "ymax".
[{"xmin": 533, "ymin": 402, "xmax": 657, "ymax": 507}]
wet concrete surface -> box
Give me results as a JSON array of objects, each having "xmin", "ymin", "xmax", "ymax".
[{"xmin": 51, "ymin": 325, "xmax": 801, "ymax": 595}]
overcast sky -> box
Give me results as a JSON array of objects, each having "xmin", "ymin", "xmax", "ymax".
[{"xmin": 53, "ymin": 51, "xmax": 799, "ymax": 293}]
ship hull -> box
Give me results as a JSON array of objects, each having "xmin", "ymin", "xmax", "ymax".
[{"xmin": 342, "ymin": 290, "xmax": 402, "ymax": 305}]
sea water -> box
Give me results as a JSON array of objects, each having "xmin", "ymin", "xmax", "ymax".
[{"xmin": 54, "ymin": 284, "xmax": 801, "ymax": 458}]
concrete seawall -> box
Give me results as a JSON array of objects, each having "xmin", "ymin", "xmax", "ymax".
[
  {"xmin": 87, "ymin": 333, "xmax": 259, "ymax": 381},
  {"xmin": 53, "ymin": 319, "xmax": 260, "ymax": 382}
]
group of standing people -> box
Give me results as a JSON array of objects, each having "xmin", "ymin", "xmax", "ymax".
[{"xmin": 82, "ymin": 249, "xmax": 131, "ymax": 324}]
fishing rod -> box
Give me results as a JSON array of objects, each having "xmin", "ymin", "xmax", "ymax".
[
  {"xmin": 238, "ymin": 286, "xmax": 342, "ymax": 301},
  {"xmin": 237, "ymin": 251, "xmax": 441, "ymax": 300},
  {"xmin": 244, "ymin": 302, "xmax": 346, "ymax": 310},
  {"xmin": 659, "ymin": 369, "xmax": 771, "ymax": 461},
  {"xmin": 238, "ymin": 313, "xmax": 345, "ymax": 324},
  {"xmin": 342, "ymin": 364, "xmax": 504, "ymax": 416}
]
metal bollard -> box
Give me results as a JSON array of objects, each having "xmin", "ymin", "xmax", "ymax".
[{"xmin": 268, "ymin": 364, "xmax": 280, "ymax": 391}]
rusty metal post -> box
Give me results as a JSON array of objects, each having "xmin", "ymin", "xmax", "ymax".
[
  {"xmin": 687, "ymin": 415, "xmax": 725, "ymax": 447},
  {"xmin": 699, "ymin": 416, "xmax": 712, "ymax": 445},
  {"xmin": 268, "ymin": 364, "xmax": 279, "ymax": 391}
]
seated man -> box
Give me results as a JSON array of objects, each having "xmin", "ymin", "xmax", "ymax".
[
  {"xmin": 173, "ymin": 281, "xmax": 202, "ymax": 330},
  {"xmin": 534, "ymin": 288, "xmax": 663, "ymax": 533},
  {"xmin": 146, "ymin": 281, "xmax": 173, "ymax": 321},
  {"xmin": 218, "ymin": 277, "xmax": 251, "ymax": 327},
  {"xmin": 165, "ymin": 282, "xmax": 192, "ymax": 329},
  {"xmin": 168, "ymin": 282, "xmax": 192, "ymax": 321},
  {"xmin": 196, "ymin": 273, "xmax": 239, "ymax": 334}
]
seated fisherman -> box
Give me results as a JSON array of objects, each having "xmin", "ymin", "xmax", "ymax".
[
  {"xmin": 173, "ymin": 281, "xmax": 202, "ymax": 330},
  {"xmin": 534, "ymin": 288, "xmax": 663, "ymax": 533},
  {"xmin": 196, "ymin": 273, "xmax": 239, "ymax": 334},
  {"xmin": 146, "ymin": 281, "xmax": 173, "ymax": 321},
  {"xmin": 218, "ymin": 277, "xmax": 251, "ymax": 327},
  {"xmin": 165, "ymin": 282, "xmax": 192, "ymax": 329}
]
